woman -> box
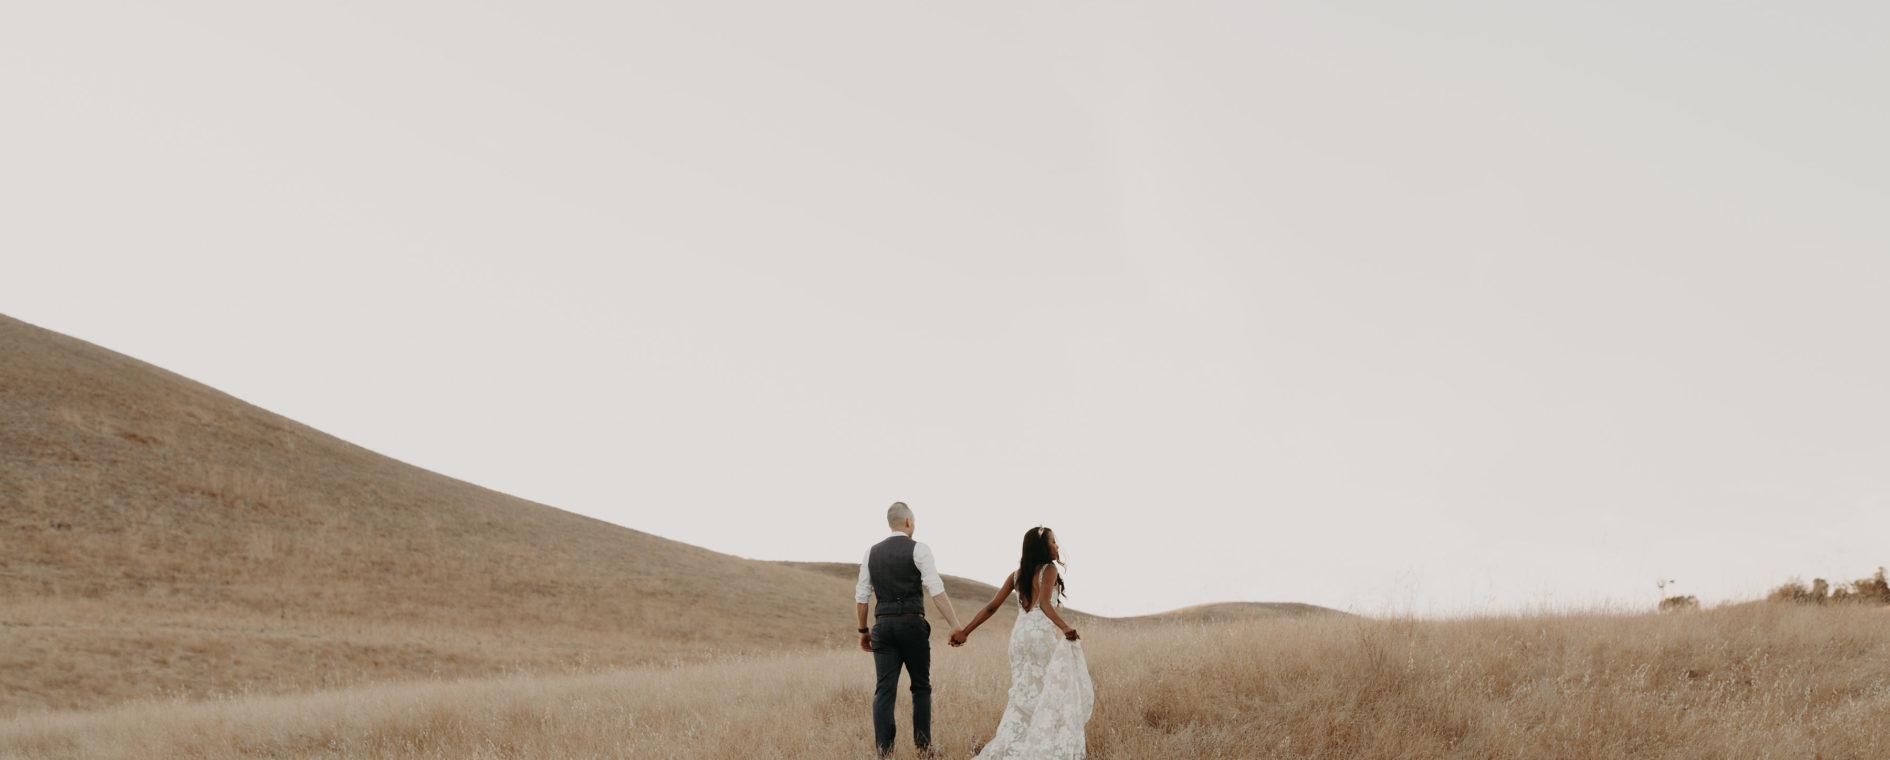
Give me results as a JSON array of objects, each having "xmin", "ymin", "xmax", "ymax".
[{"xmin": 950, "ymin": 526, "xmax": 1095, "ymax": 759}]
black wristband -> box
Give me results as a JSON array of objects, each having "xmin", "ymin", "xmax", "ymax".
[{"xmin": 857, "ymin": 627, "xmax": 869, "ymax": 634}]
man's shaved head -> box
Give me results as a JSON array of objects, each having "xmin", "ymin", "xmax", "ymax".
[{"xmin": 886, "ymin": 501, "xmax": 913, "ymax": 529}]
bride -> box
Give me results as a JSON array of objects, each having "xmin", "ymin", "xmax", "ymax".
[{"xmin": 949, "ymin": 526, "xmax": 1095, "ymax": 759}]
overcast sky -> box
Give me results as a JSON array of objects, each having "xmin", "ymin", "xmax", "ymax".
[{"xmin": 5, "ymin": 2, "xmax": 1887, "ymax": 616}]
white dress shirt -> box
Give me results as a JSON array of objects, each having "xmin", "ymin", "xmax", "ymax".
[{"xmin": 855, "ymin": 531, "xmax": 947, "ymax": 604}]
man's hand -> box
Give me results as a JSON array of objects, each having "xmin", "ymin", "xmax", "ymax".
[
  {"xmin": 1063, "ymin": 627, "xmax": 1081, "ymax": 642},
  {"xmin": 948, "ymin": 629, "xmax": 968, "ymax": 647},
  {"xmin": 860, "ymin": 632, "xmax": 873, "ymax": 652}
]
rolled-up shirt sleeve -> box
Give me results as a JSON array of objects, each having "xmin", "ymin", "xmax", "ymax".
[
  {"xmin": 912, "ymin": 542, "xmax": 947, "ymax": 597},
  {"xmin": 854, "ymin": 548, "xmax": 874, "ymax": 604}
]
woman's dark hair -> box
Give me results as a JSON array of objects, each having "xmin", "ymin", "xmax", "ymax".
[{"xmin": 1017, "ymin": 526, "xmax": 1066, "ymax": 609}]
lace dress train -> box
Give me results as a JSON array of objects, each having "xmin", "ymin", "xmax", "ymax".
[{"xmin": 972, "ymin": 603, "xmax": 1094, "ymax": 759}]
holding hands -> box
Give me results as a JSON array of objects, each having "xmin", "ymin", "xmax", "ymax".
[{"xmin": 948, "ymin": 626, "xmax": 1076, "ymax": 646}]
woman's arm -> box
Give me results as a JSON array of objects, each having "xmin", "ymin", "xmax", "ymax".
[
  {"xmin": 952, "ymin": 572, "xmax": 1015, "ymax": 645},
  {"xmin": 1037, "ymin": 564, "xmax": 1080, "ymax": 641}
]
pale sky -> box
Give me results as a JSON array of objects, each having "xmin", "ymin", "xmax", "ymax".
[{"xmin": 5, "ymin": 2, "xmax": 1887, "ymax": 616}]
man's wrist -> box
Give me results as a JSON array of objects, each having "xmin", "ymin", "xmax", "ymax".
[{"xmin": 857, "ymin": 627, "xmax": 869, "ymax": 634}]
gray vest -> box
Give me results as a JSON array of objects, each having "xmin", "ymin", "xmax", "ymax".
[{"xmin": 868, "ymin": 535, "xmax": 926, "ymax": 617}]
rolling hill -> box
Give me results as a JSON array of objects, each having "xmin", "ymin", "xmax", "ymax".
[
  {"xmin": 14, "ymin": 313, "xmax": 1880, "ymax": 760},
  {"xmin": 0, "ymin": 314, "xmax": 1338, "ymax": 717}
]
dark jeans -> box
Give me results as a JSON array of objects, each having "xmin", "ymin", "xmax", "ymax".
[{"xmin": 871, "ymin": 616, "xmax": 931, "ymax": 755}]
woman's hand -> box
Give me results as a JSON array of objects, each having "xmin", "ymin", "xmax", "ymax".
[
  {"xmin": 1063, "ymin": 627, "xmax": 1081, "ymax": 641},
  {"xmin": 949, "ymin": 629, "xmax": 969, "ymax": 647}
]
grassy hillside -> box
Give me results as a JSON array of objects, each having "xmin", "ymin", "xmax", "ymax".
[
  {"xmin": 1114, "ymin": 601, "xmax": 1341, "ymax": 625},
  {"xmin": 0, "ymin": 314, "xmax": 1344, "ymax": 718},
  {"xmin": 8, "ymin": 314, "xmax": 1880, "ymax": 759},
  {"xmin": 0, "ymin": 315, "xmax": 1082, "ymax": 716},
  {"xmin": 6, "ymin": 603, "xmax": 1887, "ymax": 759}
]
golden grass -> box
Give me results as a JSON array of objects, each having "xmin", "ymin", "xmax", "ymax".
[
  {"xmin": 0, "ymin": 315, "xmax": 1052, "ymax": 715},
  {"xmin": 2, "ymin": 315, "xmax": 1333, "ymax": 717},
  {"xmin": 6, "ymin": 603, "xmax": 1889, "ymax": 760},
  {"xmin": 23, "ymin": 313, "xmax": 1877, "ymax": 758}
]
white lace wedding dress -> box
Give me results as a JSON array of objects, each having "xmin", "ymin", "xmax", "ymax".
[{"xmin": 972, "ymin": 572, "xmax": 1095, "ymax": 760}]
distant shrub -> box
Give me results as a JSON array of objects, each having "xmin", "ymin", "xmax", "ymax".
[
  {"xmin": 1658, "ymin": 595, "xmax": 1699, "ymax": 613},
  {"xmin": 1831, "ymin": 568, "xmax": 1890, "ymax": 605},
  {"xmin": 1769, "ymin": 580, "xmax": 1806, "ymax": 603},
  {"xmin": 1768, "ymin": 569, "xmax": 1890, "ymax": 606}
]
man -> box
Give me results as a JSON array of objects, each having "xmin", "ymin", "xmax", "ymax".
[{"xmin": 855, "ymin": 501, "xmax": 964, "ymax": 758}]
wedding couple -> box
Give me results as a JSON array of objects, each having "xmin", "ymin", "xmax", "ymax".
[{"xmin": 853, "ymin": 502, "xmax": 1094, "ymax": 759}]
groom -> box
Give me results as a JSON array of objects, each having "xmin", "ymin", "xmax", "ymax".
[{"xmin": 855, "ymin": 501, "xmax": 965, "ymax": 758}]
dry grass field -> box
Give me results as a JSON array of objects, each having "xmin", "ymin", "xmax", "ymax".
[
  {"xmin": 1, "ymin": 313, "xmax": 924, "ymax": 714},
  {"xmin": 0, "ymin": 313, "xmax": 1326, "ymax": 717},
  {"xmin": 6, "ymin": 603, "xmax": 1890, "ymax": 759},
  {"xmin": 9, "ymin": 313, "xmax": 1890, "ymax": 759}
]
